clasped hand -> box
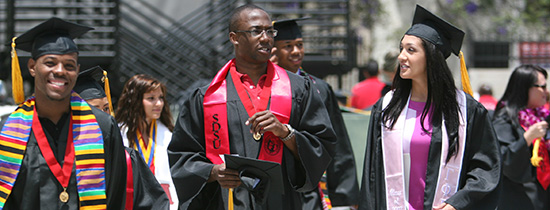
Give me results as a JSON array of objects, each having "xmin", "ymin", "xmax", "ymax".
[
  {"xmin": 524, "ymin": 121, "xmax": 548, "ymax": 146},
  {"xmin": 245, "ymin": 110, "xmax": 289, "ymax": 138},
  {"xmin": 208, "ymin": 164, "xmax": 241, "ymax": 189}
]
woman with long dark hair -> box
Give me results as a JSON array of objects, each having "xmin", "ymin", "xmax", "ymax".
[
  {"xmin": 493, "ymin": 64, "xmax": 550, "ymax": 210},
  {"xmin": 116, "ymin": 74, "xmax": 178, "ymax": 209},
  {"xmin": 358, "ymin": 5, "xmax": 501, "ymax": 210}
]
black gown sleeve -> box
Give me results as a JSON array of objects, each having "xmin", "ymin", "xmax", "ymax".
[
  {"xmin": 444, "ymin": 96, "xmax": 501, "ymax": 209},
  {"xmin": 358, "ymin": 99, "xmax": 385, "ymax": 210},
  {"xmin": 93, "ymin": 108, "xmax": 128, "ymax": 210},
  {"xmin": 167, "ymin": 87, "xmax": 215, "ymax": 210},
  {"xmin": 126, "ymin": 147, "xmax": 170, "ymax": 210},
  {"xmin": 493, "ymin": 111, "xmax": 534, "ymax": 183},
  {"xmin": 313, "ymin": 78, "xmax": 359, "ymax": 206},
  {"xmin": 284, "ymin": 75, "xmax": 336, "ymax": 192}
]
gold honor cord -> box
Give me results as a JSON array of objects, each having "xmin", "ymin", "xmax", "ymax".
[
  {"xmin": 103, "ymin": 70, "xmax": 115, "ymax": 116},
  {"xmin": 532, "ymin": 138, "xmax": 543, "ymax": 167},
  {"xmin": 11, "ymin": 37, "xmax": 25, "ymax": 104},
  {"xmin": 228, "ymin": 188, "xmax": 234, "ymax": 210},
  {"xmin": 459, "ymin": 51, "xmax": 473, "ymax": 96}
]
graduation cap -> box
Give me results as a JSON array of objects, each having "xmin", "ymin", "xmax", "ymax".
[
  {"xmin": 74, "ymin": 66, "xmax": 106, "ymax": 100},
  {"xmin": 14, "ymin": 17, "xmax": 93, "ymax": 59},
  {"xmin": 273, "ymin": 17, "xmax": 309, "ymax": 41},
  {"xmin": 404, "ymin": 5, "xmax": 473, "ymax": 95},
  {"xmin": 73, "ymin": 66, "xmax": 115, "ymax": 116},
  {"xmin": 10, "ymin": 17, "xmax": 94, "ymax": 104},
  {"xmin": 224, "ymin": 154, "xmax": 283, "ymax": 204},
  {"xmin": 405, "ymin": 5, "xmax": 464, "ymax": 58}
]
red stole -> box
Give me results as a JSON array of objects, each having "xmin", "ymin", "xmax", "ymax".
[
  {"xmin": 536, "ymin": 141, "xmax": 550, "ymax": 189},
  {"xmin": 203, "ymin": 59, "xmax": 291, "ymax": 164}
]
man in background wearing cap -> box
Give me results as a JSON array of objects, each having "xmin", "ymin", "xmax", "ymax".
[
  {"xmin": 358, "ymin": 5, "xmax": 500, "ymax": 210},
  {"xmin": 271, "ymin": 18, "xmax": 359, "ymax": 209},
  {"xmin": 74, "ymin": 66, "xmax": 170, "ymax": 209},
  {"xmin": 168, "ymin": 4, "xmax": 336, "ymax": 209},
  {"xmin": 0, "ymin": 17, "xmax": 127, "ymax": 209},
  {"xmin": 74, "ymin": 66, "xmax": 112, "ymax": 113}
]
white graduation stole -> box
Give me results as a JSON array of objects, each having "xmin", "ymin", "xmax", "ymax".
[{"xmin": 381, "ymin": 90, "xmax": 467, "ymax": 209}]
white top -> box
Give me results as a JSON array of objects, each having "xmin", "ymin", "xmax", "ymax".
[{"xmin": 120, "ymin": 122, "xmax": 178, "ymax": 210}]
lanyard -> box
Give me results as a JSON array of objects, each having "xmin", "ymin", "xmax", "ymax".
[
  {"xmin": 135, "ymin": 119, "xmax": 156, "ymax": 173},
  {"xmin": 229, "ymin": 66, "xmax": 274, "ymax": 117},
  {"xmin": 32, "ymin": 108, "xmax": 74, "ymax": 202}
]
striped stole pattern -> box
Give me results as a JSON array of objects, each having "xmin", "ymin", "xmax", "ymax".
[
  {"xmin": 0, "ymin": 92, "xmax": 107, "ymax": 209},
  {"xmin": 0, "ymin": 99, "xmax": 33, "ymax": 208}
]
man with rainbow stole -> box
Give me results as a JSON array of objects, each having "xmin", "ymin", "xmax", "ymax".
[
  {"xmin": 0, "ymin": 17, "xmax": 127, "ymax": 209},
  {"xmin": 168, "ymin": 4, "xmax": 336, "ymax": 210},
  {"xmin": 271, "ymin": 18, "xmax": 359, "ymax": 209}
]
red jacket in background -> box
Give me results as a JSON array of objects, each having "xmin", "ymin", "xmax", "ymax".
[{"xmin": 351, "ymin": 77, "xmax": 386, "ymax": 110}]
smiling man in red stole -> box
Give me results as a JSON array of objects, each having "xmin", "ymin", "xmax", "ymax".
[{"xmin": 168, "ymin": 4, "xmax": 336, "ymax": 210}]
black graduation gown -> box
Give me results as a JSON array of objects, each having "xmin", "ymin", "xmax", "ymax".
[
  {"xmin": 168, "ymin": 71, "xmax": 336, "ymax": 210},
  {"xmin": 359, "ymin": 93, "xmax": 501, "ymax": 210},
  {"xmin": 125, "ymin": 147, "xmax": 171, "ymax": 210},
  {"xmin": 299, "ymin": 73, "xmax": 359, "ymax": 208},
  {"xmin": 3, "ymin": 107, "xmax": 127, "ymax": 210},
  {"xmin": 493, "ymin": 110, "xmax": 550, "ymax": 210}
]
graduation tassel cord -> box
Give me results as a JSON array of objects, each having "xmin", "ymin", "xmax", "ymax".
[
  {"xmin": 531, "ymin": 137, "xmax": 550, "ymax": 189},
  {"xmin": 11, "ymin": 37, "xmax": 25, "ymax": 104},
  {"xmin": 459, "ymin": 51, "xmax": 473, "ymax": 96},
  {"xmin": 103, "ymin": 70, "xmax": 115, "ymax": 116},
  {"xmin": 531, "ymin": 138, "xmax": 543, "ymax": 167},
  {"xmin": 228, "ymin": 188, "xmax": 234, "ymax": 210}
]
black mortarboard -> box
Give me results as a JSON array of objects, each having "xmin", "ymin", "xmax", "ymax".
[
  {"xmin": 405, "ymin": 5, "xmax": 464, "ymax": 58},
  {"xmin": 273, "ymin": 17, "xmax": 309, "ymax": 41},
  {"xmin": 10, "ymin": 17, "xmax": 93, "ymax": 104},
  {"xmin": 404, "ymin": 5, "xmax": 474, "ymax": 95},
  {"xmin": 224, "ymin": 155, "xmax": 283, "ymax": 204},
  {"xmin": 14, "ymin": 17, "xmax": 93, "ymax": 59},
  {"xmin": 74, "ymin": 66, "xmax": 106, "ymax": 100}
]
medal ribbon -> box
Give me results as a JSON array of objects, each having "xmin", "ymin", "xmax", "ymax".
[
  {"xmin": 32, "ymin": 106, "xmax": 74, "ymax": 193},
  {"xmin": 134, "ymin": 119, "xmax": 156, "ymax": 173},
  {"xmin": 229, "ymin": 65, "xmax": 273, "ymax": 118}
]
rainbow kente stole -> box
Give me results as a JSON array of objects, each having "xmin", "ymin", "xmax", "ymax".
[
  {"xmin": 203, "ymin": 59, "xmax": 292, "ymax": 165},
  {"xmin": 0, "ymin": 92, "xmax": 107, "ymax": 209},
  {"xmin": 133, "ymin": 119, "xmax": 156, "ymax": 173}
]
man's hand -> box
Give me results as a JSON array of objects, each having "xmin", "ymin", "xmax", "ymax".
[
  {"xmin": 245, "ymin": 110, "xmax": 289, "ymax": 138},
  {"xmin": 246, "ymin": 110, "xmax": 300, "ymax": 159},
  {"xmin": 433, "ymin": 203, "xmax": 457, "ymax": 210},
  {"xmin": 208, "ymin": 164, "xmax": 241, "ymax": 188}
]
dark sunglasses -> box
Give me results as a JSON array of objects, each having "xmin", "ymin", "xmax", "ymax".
[{"xmin": 533, "ymin": 84, "xmax": 547, "ymax": 89}]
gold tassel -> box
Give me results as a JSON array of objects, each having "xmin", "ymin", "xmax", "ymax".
[
  {"xmin": 459, "ymin": 51, "xmax": 473, "ymax": 96},
  {"xmin": 103, "ymin": 70, "xmax": 115, "ymax": 117},
  {"xmin": 11, "ymin": 37, "xmax": 24, "ymax": 104},
  {"xmin": 228, "ymin": 188, "xmax": 234, "ymax": 210},
  {"xmin": 532, "ymin": 138, "xmax": 543, "ymax": 167}
]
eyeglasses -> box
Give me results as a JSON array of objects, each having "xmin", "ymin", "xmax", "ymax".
[
  {"xmin": 233, "ymin": 29, "xmax": 278, "ymax": 38},
  {"xmin": 533, "ymin": 84, "xmax": 547, "ymax": 89}
]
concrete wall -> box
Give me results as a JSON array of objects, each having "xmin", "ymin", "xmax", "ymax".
[{"xmin": 145, "ymin": 0, "xmax": 203, "ymax": 21}]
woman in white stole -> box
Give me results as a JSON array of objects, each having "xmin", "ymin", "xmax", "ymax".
[
  {"xmin": 358, "ymin": 5, "xmax": 501, "ymax": 210},
  {"xmin": 116, "ymin": 74, "xmax": 179, "ymax": 210}
]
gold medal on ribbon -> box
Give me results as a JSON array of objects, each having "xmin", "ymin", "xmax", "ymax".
[
  {"xmin": 253, "ymin": 132, "xmax": 262, "ymax": 141},
  {"xmin": 59, "ymin": 188, "xmax": 69, "ymax": 203}
]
